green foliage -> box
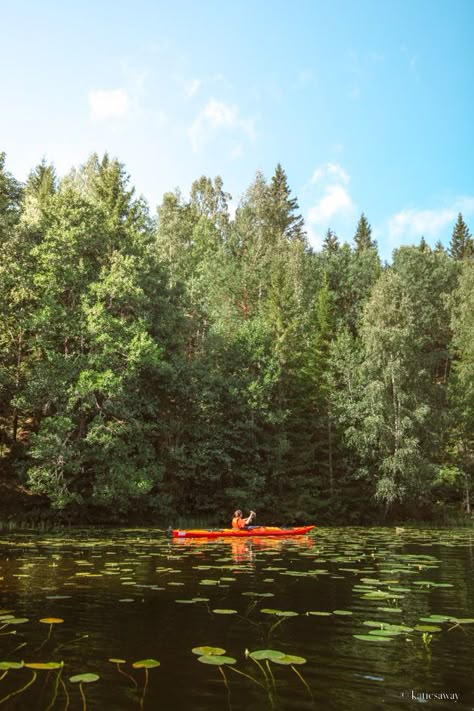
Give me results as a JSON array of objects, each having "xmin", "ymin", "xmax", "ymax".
[
  {"xmin": 0, "ymin": 152, "xmax": 471, "ymax": 523},
  {"xmin": 449, "ymin": 213, "xmax": 473, "ymax": 261},
  {"xmin": 353, "ymin": 213, "xmax": 376, "ymax": 253}
]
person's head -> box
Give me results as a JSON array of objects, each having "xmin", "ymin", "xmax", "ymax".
[{"xmin": 234, "ymin": 510, "xmax": 242, "ymax": 518}]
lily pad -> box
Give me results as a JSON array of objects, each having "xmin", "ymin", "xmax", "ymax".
[
  {"xmin": 271, "ymin": 654, "xmax": 307, "ymax": 665},
  {"xmin": 0, "ymin": 662, "xmax": 23, "ymax": 670},
  {"xmin": 449, "ymin": 618, "xmax": 474, "ymax": 624},
  {"xmin": 25, "ymin": 662, "xmax": 63, "ymax": 670},
  {"xmin": 212, "ymin": 609, "xmax": 238, "ymax": 615},
  {"xmin": 353, "ymin": 634, "xmax": 392, "ymax": 642},
  {"xmin": 70, "ymin": 673, "xmax": 100, "ymax": 683},
  {"xmin": 40, "ymin": 618, "xmax": 64, "ymax": 624},
  {"xmin": 414, "ymin": 625, "xmax": 442, "ymax": 632},
  {"xmin": 197, "ymin": 655, "xmax": 236, "ymax": 665},
  {"xmin": 132, "ymin": 659, "xmax": 160, "ymax": 669},
  {"xmin": 249, "ymin": 650, "xmax": 285, "ymax": 661},
  {"xmin": 192, "ymin": 646, "xmax": 226, "ymax": 656},
  {"xmin": 3, "ymin": 617, "xmax": 29, "ymax": 624}
]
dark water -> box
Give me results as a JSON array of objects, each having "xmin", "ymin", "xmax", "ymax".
[{"xmin": 0, "ymin": 527, "xmax": 473, "ymax": 710}]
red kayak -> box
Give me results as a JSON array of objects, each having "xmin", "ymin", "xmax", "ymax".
[{"xmin": 171, "ymin": 525, "xmax": 315, "ymax": 539}]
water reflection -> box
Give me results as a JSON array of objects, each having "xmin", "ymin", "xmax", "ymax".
[{"xmin": 171, "ymin": 534, "xmax": 315, "ymax": 564}]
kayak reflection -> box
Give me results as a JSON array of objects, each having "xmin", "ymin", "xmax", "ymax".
[{"xmin": 170, "ymin": 533, "xmax": 314, "ymax": 564}]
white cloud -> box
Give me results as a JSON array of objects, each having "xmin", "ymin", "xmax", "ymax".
[
  {"xmin": 189, "ymin": 98, "xmax": 255, "ymax": 152},
  {"xmin": 387, "ymin": 197, "xmax": 474, "ymax": 244},
  {"xmin": 304, "ymin": 161, "xmax": 357, "ymax": 250},
  {"xmin": 88, "ymin": 88, "xmax": 130, "ymax": 121},
  {"xmin": 185, "ymin": 78, "xmax": 201, "ymax": 97},
  {"xmin": 308, "ymin": 184, "xmax": 354, "ymax": 224},
  {"xmin": 311, "ymin": 162, "xmax": 350, "ymax": 185}
]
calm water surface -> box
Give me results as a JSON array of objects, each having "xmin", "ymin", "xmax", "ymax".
[{"xmin": 0, "ymin": 527, "xmax": 473, "ymax": 710}]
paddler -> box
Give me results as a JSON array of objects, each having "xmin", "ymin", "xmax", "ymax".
[{"xmin": 231, "ymin": 509, "xmax": 256, "ymax": 529}]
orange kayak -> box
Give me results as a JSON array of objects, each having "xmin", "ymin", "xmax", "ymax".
[{"xmin": 171, "ymin": 525, "xmax": 315, "ymax": 539}]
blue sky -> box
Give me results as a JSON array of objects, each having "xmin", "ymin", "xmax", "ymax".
[{"xmin": 1, "ymin": 0, "xmax": 473, "ymax": 259}]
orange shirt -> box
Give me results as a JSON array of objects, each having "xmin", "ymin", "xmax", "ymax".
[{"xmin": 232, "ymin": 516, "xmax": 246, "ymax": 529}]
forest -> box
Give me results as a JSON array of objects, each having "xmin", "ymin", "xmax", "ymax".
[{"xmin": 0, "ymin": 151, "xmax": 473, "ymax": 525}]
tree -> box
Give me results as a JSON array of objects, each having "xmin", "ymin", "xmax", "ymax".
[
  {"xmin": 0, "ymin": 157, "xmax": 33, "ymax": 451},
  {"xmin": 322, "ymin": 228, "xmax": 339, "ymax": 253},
  {"xmin": 449, "ymin": 213, "xmax": 473, "ymax": 261},
  {"xmin": 448, "ymin": 260, "xmax": 474, "ymax": 513},
  {"xmin": 26, "ymin": 159, "xmax": 57, "ymax": 203},
  {"xmin": 346, "ymin": 271, "xmax": 436, "ymax": 510},
  {"xmin": 267, "ymin": 163, "xmax": 306, "ymax": 243},
  {"xmin": 0, "ymin": 152, "xmax": 22, "ymax": 239},
  {"xmin": 353, "ymin": 213, "xmax": 376, "ymax": 253},
  {"xmin": 419, "ymin": 236, "xmax": 430, "ymax": 252}
]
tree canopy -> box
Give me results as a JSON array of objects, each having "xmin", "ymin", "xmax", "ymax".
[{"xmin": 0, "ymin": 152, "xmax": 472, "ymax": 524}]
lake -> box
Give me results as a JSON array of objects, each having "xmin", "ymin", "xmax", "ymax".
[{"xmin": 0, "ymin": 527, "xmax": 473, "ymax": 710}]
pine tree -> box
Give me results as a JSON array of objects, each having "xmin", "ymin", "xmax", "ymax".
[
  {"xmin": 267, "ymin": 163, "xmax": 305, "ymax": 242},
  {"xmin": 26, "ymin": 159, "xmax": 57, "ymax": 203},
  {"xmin": 449, "ymin": 213, "xmax": 473, "ymax": 260},
  {"xmin": 322, "ymin": 228, "xmax": 339, "ymax": 253},
  {"xmin": 419, "ymin": 236, "xmax": 430, "ymax": 252},
  {"xmin": 354, "ymin": 212, "xmax": 376, "ymax": 253},
  {"xmin": 0, "ymin": 152, "xmax": 22, "ymax": 238}
]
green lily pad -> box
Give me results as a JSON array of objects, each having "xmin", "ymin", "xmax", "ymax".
[
  {"xmin": 212, "ymin": 609, "xmax": 238, "ymax": 615},
  {"xmin": 70, "ymin": 673, "xmax": 100, "ymax": 683},
  {"xmin": 132, "ymin": 659, "xmax": 160, "ymax": 669},
  {"xmin": 175, "ymin": 599, "xmax": 197, "ymax": 604},
  {"xmin": 414, "ymin": 625, "xmax": 442, "ymax": 632},
  {"xmin": 249, "ymin": 650, "xmax": 285, "ymax": 661},
  {"xmin": 25, "ymin": 662, "xmax": 63, "ymax": 670},
  {"xmin": 449, "ymin": 618, "xmax": 474, "ymax": 624},
  {"xmin": 109, "ymin": 658, "xmax": 126, "ymax": 664},
  {"xmin": 0, "ymin": 662, "xmax": 24, "ymax": 670},
  {"xmin": 3, "ymin": 618, "xmax": 29, "ymax": 624},
  {"xmin": 333, "ymin": 610, "xmax": 353, "ymax": 616},
  {"xmin": 197, "ymin": 655, "xmax": 236, "ymax": 665},
  {"xmin": 306, "ymin": 611, "xmax": 332, "ymax": 616},
  {"xmin": 353, "ymin": 634, "xmax": 392, "ymax": 642},
  {"xmin": 192, "ymin": 646, "xmax": 226, "ymax": 656},
  {"xmin": 271, "ymin": 654, "xmax": 306, "ymax": 665}
]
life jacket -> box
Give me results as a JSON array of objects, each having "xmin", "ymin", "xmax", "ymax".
[{"xmin": 232, "ymin": 516, "xmax": 246, "ymax": 529}]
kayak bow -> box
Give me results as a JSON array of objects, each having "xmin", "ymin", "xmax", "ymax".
[{"xmin": 170, "ymin": 525, "xmax": 315, "ymax": 539}]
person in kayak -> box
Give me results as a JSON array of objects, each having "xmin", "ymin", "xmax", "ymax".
[{"xmin": 232, "ymin": 510, "xmax": 256, "ymax": 529}]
